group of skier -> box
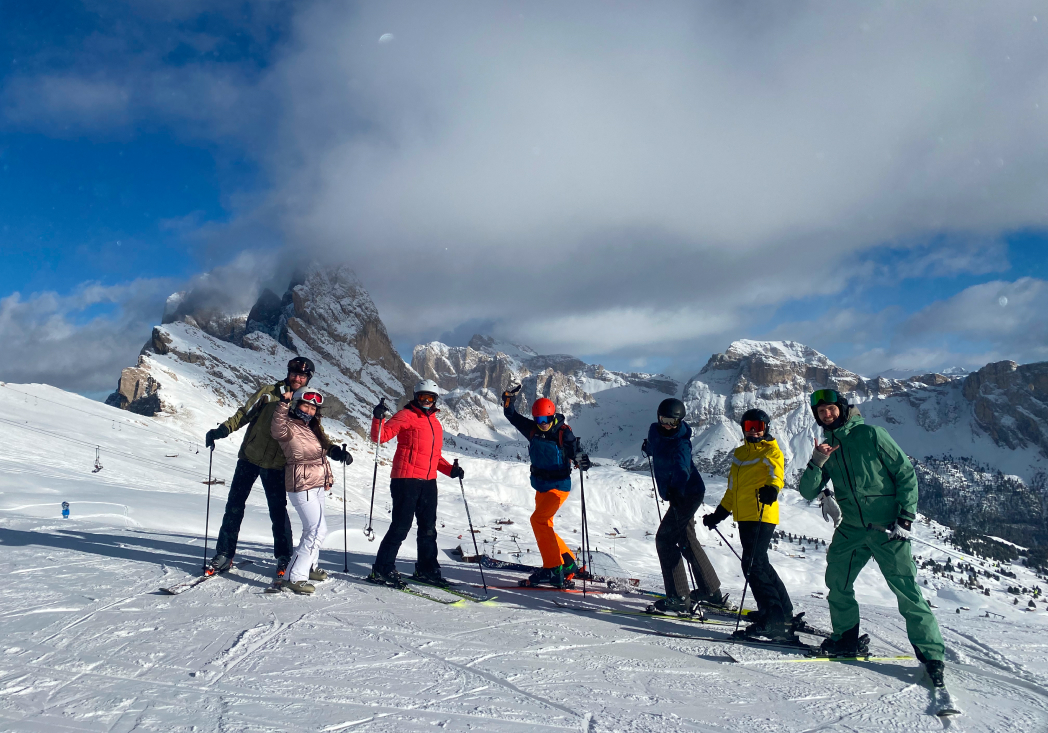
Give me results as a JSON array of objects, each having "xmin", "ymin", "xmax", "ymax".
[{"xmin": 202, "ymin": 358, "xmax": 946, "ymax": 689}]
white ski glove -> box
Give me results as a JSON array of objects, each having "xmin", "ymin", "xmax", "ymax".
[
  {"xmin": 819, "ymin": 489, "xmax": 841, "ymax": 528},
  {"xmin": 889, "ymin": 518, "xmax": 912, "ymax": 541}
]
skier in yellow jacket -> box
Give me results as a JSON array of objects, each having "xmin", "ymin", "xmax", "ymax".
[{"xmin": 703, "ymin": 408, "xmax": 795, "ymax": 640}]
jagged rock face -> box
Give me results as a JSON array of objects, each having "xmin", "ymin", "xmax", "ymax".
[
  {"xmin": 963, "ymin": 361, "xmax": 1048, "ymax": 457},
  {"xmin": 410, "ymin": 334, "xmax": 677, "ymax": 454},
  {"xmin": 162, "ymin": 290, "xmax": 248, "ymax": 344},
  {"xmin": 105, "ymin": 263, "xmax": 418, "ymax": 436},
  {"xmin": 683, "ymin": 340, "xmax": 940, "ymax": 476}
]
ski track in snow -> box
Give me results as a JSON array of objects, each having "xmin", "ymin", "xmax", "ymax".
[{"xmin": 2, "ymin": 385, "xmax": 1048, "ymax": 730}]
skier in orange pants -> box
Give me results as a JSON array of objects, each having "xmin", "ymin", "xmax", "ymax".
[{"xmin": 503, "ymin": 385, "xmax": 591, "ymax": 588}]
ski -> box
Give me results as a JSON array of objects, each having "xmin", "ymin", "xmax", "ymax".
[
  {"xmin": 733, "ymin": 654, "xmax": 916, "ymax": 664},
  {"xmin": 361, "ymin": 577, "xmax": 467, "ymax": 606},
  {"xmin": 491, "ymin": 583, "xmax": 615, "ymax": 594},
  {"xmin": 552, "ymin": 602, "xmax": 738, "ymax": 628},
  {"xmin": 159, "ymin": 560, "xmax": 253, "ymax": 595},
  {"xmin": 408, "ymin": 578, "xmax": 498, "ymax": 604},
  {"xmin": 933, "ymin": 686, "xmax": 962, "ymax": 717},
  {"xmin": 643, "ymin": 627, "xmax": 818, "ymax": 654}
]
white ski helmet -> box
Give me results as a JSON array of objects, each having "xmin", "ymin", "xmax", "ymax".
[
  {"xmin": 291, "ymin": 387, "xmax": 324, "ymax": 408},
  {"xmin": 413, "ymin": 379, "xmax": 441, "ymax": 398}
]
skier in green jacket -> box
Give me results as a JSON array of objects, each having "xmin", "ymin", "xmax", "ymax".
[{"xmin": 798, "ymin": 389, "xmax": 946, "ymax": 689}]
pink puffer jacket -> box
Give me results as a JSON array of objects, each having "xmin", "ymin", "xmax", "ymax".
[
  {"xmin": 271, "ymin": 403, "xmax": 334, "ymax": 493},
  {"xmin": 371, "ymin": 403, "xmax": 453, "ymax": 481}
]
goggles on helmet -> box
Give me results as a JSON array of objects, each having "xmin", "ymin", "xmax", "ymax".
[
  {"xmin": 298, "ymin": 391, "xmax": 324, "ymax": 406},
  {"xmin": 658, "ymin": 415, "xmax": 681, "ymax": 428},
  {"xmin": 535, "ymin": 414, "xmax": 554, "ymax": 426},
  {"xmin": 416, "ymin": 393, "xmax": 437, "ymax": 406},
  {"xmin": 742, "ymin": 420, "xmax": 766, "ymax": 433},
  {"xmin": 810, "ymin": 389, "xmax": 840, "ymax": 407}
]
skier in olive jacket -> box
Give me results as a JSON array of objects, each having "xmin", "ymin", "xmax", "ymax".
[
  {"xmin": 798, "ymin": 388, "xmax": 946, "ymax": 687},
  {"xmin": 204, "ymin": 356, "xmax": 351, "ymax": 583}
]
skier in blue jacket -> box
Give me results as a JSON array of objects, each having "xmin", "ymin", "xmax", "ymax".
[{"xmin": 644, "ymin": 398, "xmax": 724, "ymax": 613}]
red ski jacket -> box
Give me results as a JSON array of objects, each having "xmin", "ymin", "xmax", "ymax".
[{"xmin": 371, "ymin": 403, "xmax": 453, "ymax": 481}]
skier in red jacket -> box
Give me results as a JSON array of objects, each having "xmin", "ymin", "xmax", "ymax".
[{"xmin": 366, "ymin": 379, "xmax": 464, "ymax": 588}]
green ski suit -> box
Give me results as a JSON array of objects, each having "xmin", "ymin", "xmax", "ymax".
[{"xmin": 798, "ymin": 407, "xmax": 944, "ymax": 662}]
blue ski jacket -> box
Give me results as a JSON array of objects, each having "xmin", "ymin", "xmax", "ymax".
[
  {"xmin": 647, "ymin": 421, "xmax": 706, "ymax": 502},
  {"xmin": 505, "ymin": 404, "xmax": 577, "ymax": 492}
]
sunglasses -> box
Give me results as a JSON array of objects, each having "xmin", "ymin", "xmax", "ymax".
[
  {"xmin": 658, "ymin": 415, "xmax": 681, "ymax": 427},
  {"xmin": 535, "ymin": 415, "xmax": 554, "ymax": 426},
  {"xmin": 742, "ymin": 420, "xmax": 766, "ymax": 433},
  {"xmin": 298, "ymin": 391, "xmax": 323, "ymax": 406},
  {"xmin": 416, "ymin": 393, "xmax": 437, "ymax": 405},
  {"xmin": 810, "ymin": 389, "xmax": 840, "ymax": 407}
]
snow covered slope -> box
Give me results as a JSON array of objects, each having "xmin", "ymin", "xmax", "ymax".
[{"xmin": 2, "ymin": 381, "xmax": 1048, "ymax": 731}]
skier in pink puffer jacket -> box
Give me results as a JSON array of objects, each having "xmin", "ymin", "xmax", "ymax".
[{"xmin": 271, "ymin": 387, "xmax": 347, "ymax": 594}]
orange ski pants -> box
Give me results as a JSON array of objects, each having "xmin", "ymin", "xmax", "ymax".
[{"xmin": 531, "ymin": 489, "xmax": 575, "ymax": 568}]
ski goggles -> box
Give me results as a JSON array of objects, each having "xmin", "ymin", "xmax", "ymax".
[
  {"xmin": 416, "ymin": 393, "xmax": 437, "ymax": 406},
  {"xmin": 535, "ymin": 414, "xmax": 554, "ymax": 426},
  {"xmin": 810, "ymin": 389, "xmax": 840, "ymax": 407},
  {"xmin": 298, "ymin": 391, "xmax": 324, "ymax": 406},
  {"xmin": 742, "ymin": 420, "xmax": 767, "ymax": 433},
  {"xmin": 658, "ymin": 415, "xmax": 681, "ymax": 428}
]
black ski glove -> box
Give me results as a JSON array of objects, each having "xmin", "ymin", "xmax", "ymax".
[
  {"xmin": 502, "ymin": 384, "xmax": 522, "ymax": 409},
  {"xmin": 641, "ymin": 438, "xmax": 650, "ymax": 457},
  {"xmin": 702, "ymin": 504, "xmax": 731, "ymax": 529},
  {"xmin": 205, "ymin": 425, "xmax": 229, "ymax": 448},
  {"xmin": 889, "ymin": 517, "xmax": 912, "ymax": 541},
  {"xmin": 449, "ymin": 461, "xmax": 465, "ymax": 480},
  {"xmin": 577, "ymin": 453, "xmax": 592, "ymax": 471},
  {"xmin": 372, "ymin": 398, "xmax": 390, "ymax": 420},
  {"xmin": 327, "ymin": 445, "xmax": 353, "ymax": 465},
  {"xmin": 758, "ymin": 485, "xmax": 779, "ymax": 506}
]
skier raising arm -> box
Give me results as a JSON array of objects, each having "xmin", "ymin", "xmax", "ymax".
[
  {"xmin": 798, "ymin": 388, "xmax": 947, "ymax": 690},
  {"xmin": 502, "ymin": 384, "xmax": 590, "ymax": 588}
]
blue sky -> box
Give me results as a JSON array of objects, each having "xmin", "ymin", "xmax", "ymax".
[{"xmin": 1, "ymin": 2, "xmax": 1045, "ymax": 395}]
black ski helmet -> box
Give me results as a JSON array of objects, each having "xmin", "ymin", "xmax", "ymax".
[
  {"xmin": 287, "ymin": 356, "xmax": 315, "ymax": 380},
  {"xmin": 740, "ymin": 408, "xmax": 772, "ymax": 441},
  {"xmin": 657, "ymin": 398, "xmax": 686, "ymax": 421}
]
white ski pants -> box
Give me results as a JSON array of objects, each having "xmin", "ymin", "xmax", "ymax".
[{"xmin": 287, "ymin": 488, "xmax": 328, "ymax": 583}]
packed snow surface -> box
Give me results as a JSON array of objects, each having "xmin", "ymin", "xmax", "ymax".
[{"xmin": 2, "ymin": 383, "xmax": 1047, "ymax": 731}]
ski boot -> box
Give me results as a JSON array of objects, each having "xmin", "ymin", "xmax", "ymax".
[
  {"xmin": 366, "ymin": 566, "xmax": 406, "ymax": 589},
  {"xmin": 207, "ymin": 553, "xmax": 233, "ymax": 576},
  {"xmin": 412, "ymin": 565, "xmax": 452, "ymax": 589},
  {"xmin": 561, "ymin": 553, "xmax": 580, "ymax": 580},
  {"xmin": 690, "ymin": 588, "xmax": 731, "ymax": 610},
  {"xmin": 521, "ymin": 565, "xmax": 568, "ymax": 589},
  {"xmin": 924, "ymin": 660, "xmax": 946, "ymax": 689},
  {"xmin": 790, "ymin": 611, "xmax": 829, "ymax": 637},
  {"xmin": 286, "ymin": 580, "xmax": 315, "ymax": 595},
  {"xmin": 818, "ymin": 624, "xmax": 870, "ymax": 658},
  {"xmin": 272, "ymin": 557, "xmax": 290, "ymax": 589},
  {"xmin": 309, "ymin": 566, "xmax": 328, "ymax": 582},
  {"xmin": 650, "ymin": 595, "xmax": 696, "ymax": 616},
  {"xmin": 735, "ymin": 616, "xmax": 797, "ymax": 642}
]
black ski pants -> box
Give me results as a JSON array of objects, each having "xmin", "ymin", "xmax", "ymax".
[
  {"xmin": 374, "ymin": 478, "xmax": 440, "ymax": 574},
  {"xmin": 656, "ymin": 494, "xmax": 720, "ymax": 598},
  {"xmin": 214, "ymin": 458, "xmax": 294, "ymax": 562},
  {"xmin": 738, "ymin": 520, "xmax": 793, "ymax": 624}
]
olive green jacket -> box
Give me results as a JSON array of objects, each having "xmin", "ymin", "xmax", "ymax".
[
  {"xmin": 798, "ymin": 407, "xmax": 918, "ymax": 530},
  {"xmin": 221, "ymin": 381, "xmax": 332, "ymax": 470}
]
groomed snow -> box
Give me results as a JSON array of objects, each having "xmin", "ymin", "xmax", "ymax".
[{"xmin": 2, "ymin": 382, "xmax": 1047, "ymax": 731}]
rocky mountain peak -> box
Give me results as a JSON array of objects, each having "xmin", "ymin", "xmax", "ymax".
[{"xmin": 963, "ymin": 360, "xmax": 1048, "ymax": 457}]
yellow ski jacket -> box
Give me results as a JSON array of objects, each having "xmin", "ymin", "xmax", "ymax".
[{"xmin": 719, "ymin": 437, "xmax": 785, "ymax": 525}]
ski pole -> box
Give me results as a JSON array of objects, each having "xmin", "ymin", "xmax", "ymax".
[
  {"xmin": 364, "ymin": 416, "xmax": 385, "ymax": 542},
  {"xmin": 711, "ymin": 525, "xmax": 743, "ymax": 561},
  {"xmin": 577, "ymin": 447, "xmax": 590, "ymax": 597},
  {"xmin": 646, "ymin": 455, "xmax": 663, "ymax": 522},
  {"xmin": 733, "ymin": 501, "xmax": 766, "ymax": 636},
  {"xmin": 202, "ymin": 446, "xmax": 214, "ymax": 573},
  {"xmin": 342, "ymin": 443, "xmax": 349, "ymax": 572},
  {"xmin": 455, "ymin": 459, "xmax": 487, "ymax": 592}
]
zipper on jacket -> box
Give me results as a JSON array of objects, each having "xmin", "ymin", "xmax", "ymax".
[{"xmin": 831, "ymin": 431, "xmax": 865, "ymax": 528}]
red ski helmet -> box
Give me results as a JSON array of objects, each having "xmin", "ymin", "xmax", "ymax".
[{"xmin": 531, "ymin": 398, "xmax": 556, "ymax": 418}]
